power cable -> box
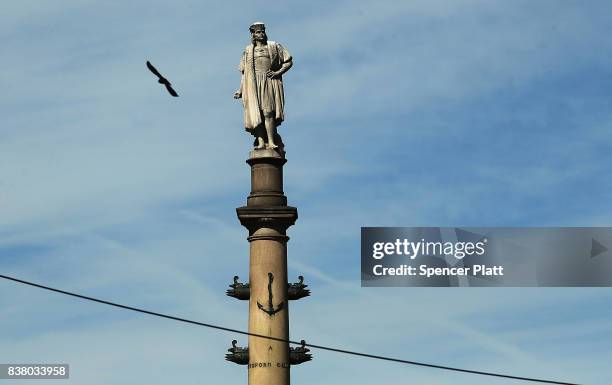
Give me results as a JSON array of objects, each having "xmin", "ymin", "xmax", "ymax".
[{"xmin": 0, "ymin": 274, "xmax": 581, "ymax": 385}]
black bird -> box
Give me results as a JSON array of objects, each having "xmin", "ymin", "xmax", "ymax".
[{"xmin": 146, "ymin": 61, "xmax": 178, "ymax": 97}]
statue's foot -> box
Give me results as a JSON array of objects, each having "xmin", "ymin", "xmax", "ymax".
[
  {"xmin": 254, "ymin": 143, "xmax": 265, "ymax": 150},
  {"xmin": 267, "ymin": 143, "xmax": 278, "ymax": 150}
]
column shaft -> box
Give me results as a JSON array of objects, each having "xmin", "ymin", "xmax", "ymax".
[{"xmin": 248, "ymin": 234, "xmax": 290, "ymax": 384}]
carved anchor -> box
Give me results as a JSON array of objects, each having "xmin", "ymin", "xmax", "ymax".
[{"xmin": 257, "ymin": 272, "xmax": 284, "ymax": 316}]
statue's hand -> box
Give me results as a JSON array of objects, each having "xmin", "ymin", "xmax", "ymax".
[
  {"xmin": 266, "ymin": 70, "xmax": 281, "ymax": 79},
  {"xmin": 233, "ymin": 90, "xmax": 242, "ymax": 99}
]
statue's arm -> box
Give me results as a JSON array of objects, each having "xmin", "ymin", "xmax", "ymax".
[
  {"xmin": 268, "ymin": 44, "xmax": 293, "ymax": 78},
  {"xmin": 279, "ymin": 43, "xmax": 292, "ymax": 75},
  {"xmin": 234, "ymin": 51, "xmax": 246, "ymax": 99},
  {"xmin": 234, "ymin": 74, "xmax": 244, "ymax": 99},
  {"xmin": 277, "ymin": 57, "xmax": 292, "ymax": 76}
]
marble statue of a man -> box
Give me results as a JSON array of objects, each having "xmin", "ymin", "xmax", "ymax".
[{"xmin": 234, "ymin": 22, "xmax": 293, "ymax": 151}]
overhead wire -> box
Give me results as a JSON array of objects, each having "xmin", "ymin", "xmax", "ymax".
[{"xmin": 0, "ymin": 274, "xmax": 580, "ymax": 385}]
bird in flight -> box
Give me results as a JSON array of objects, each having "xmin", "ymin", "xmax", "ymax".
[{"xmin": 146, "ymin": 61, "xmax": 178, "ymax": 97}]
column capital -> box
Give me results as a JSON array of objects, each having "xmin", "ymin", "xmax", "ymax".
[{"xmin": 236, "ymin": 206, "xmax": 298, "ymax": 241}]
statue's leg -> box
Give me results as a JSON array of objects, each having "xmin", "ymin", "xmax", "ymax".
[
  {"xmin": 273, "ymin": 132, "xmax": 285, "ymax": 155},
  {"xmin": 254, "ymin": 125, "xmax": 265, "ymax": 149},
  {"xmin": 264, "ymin": 111, "xmax": 277, "ymax": 149}
]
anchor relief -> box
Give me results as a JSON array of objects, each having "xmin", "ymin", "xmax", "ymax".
[{"xmin": 257, "ymin": 272, "xmax": 284, "ymax": 316}]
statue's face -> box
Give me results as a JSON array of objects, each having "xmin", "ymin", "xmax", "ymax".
[{"xmin": 252, "ymin": 30, "xmax": 267, "ymax": 42}]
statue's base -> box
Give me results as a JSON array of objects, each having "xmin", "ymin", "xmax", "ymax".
[
  {"xmin": 237, "ymin": 146, "xmax": 297, "ymax": 238},
  {"xmin": 248, "ymin": 148, "xmax": 284, "ymax": 160},
  {"xmin": 245, "ymin": 148, "xmax": 288, "ymax": 207}
]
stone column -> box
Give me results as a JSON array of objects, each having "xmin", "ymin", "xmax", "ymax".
[{"xmin": 237, "ymin": 149, "xmax": 297, "ymax": 385}]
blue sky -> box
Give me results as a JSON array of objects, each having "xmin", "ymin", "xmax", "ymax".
[{"xmin": 1, "ymin": 1, "xmax": 611, "ymax": 384}]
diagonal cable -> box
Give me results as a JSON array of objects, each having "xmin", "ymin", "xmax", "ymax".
[{"xmin": 0, "ymin": 274, "xmax": 580, "ymax": 385}]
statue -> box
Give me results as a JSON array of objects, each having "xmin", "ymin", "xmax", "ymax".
[{"xmin": 234, "ymin": 22, "xmax": 293, "ymax": 152}]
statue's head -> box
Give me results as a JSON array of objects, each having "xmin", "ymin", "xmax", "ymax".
[{"xmin": 249, "ymin": 22, "xmax": 267, "ymax": 43}]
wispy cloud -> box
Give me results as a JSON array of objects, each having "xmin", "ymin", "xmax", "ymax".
[{"xmin": 1, "ymin": 1, "xmax": 611, "ymax": 384}]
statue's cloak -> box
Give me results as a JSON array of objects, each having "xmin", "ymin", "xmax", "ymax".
[{"xmin": 238, "ymin": 41, "xmax": 292, "ymax": 132}]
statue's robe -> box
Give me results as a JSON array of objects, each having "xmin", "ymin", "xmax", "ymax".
[{"xmin": 238, "ymin": 41, "xmax": 292, "ymax": 132}]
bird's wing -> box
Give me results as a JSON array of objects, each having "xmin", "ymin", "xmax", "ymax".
[
  {"xmin": 164, "ymin": 82, "xmax": 179, "ymax": 97},
  {"xmin": 146, "ymin": 61, "xmax": 163, "ymax": 79},
  {"xmin": 147, "ymin": 61, "xmax": 178, "ymax": 96}
]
